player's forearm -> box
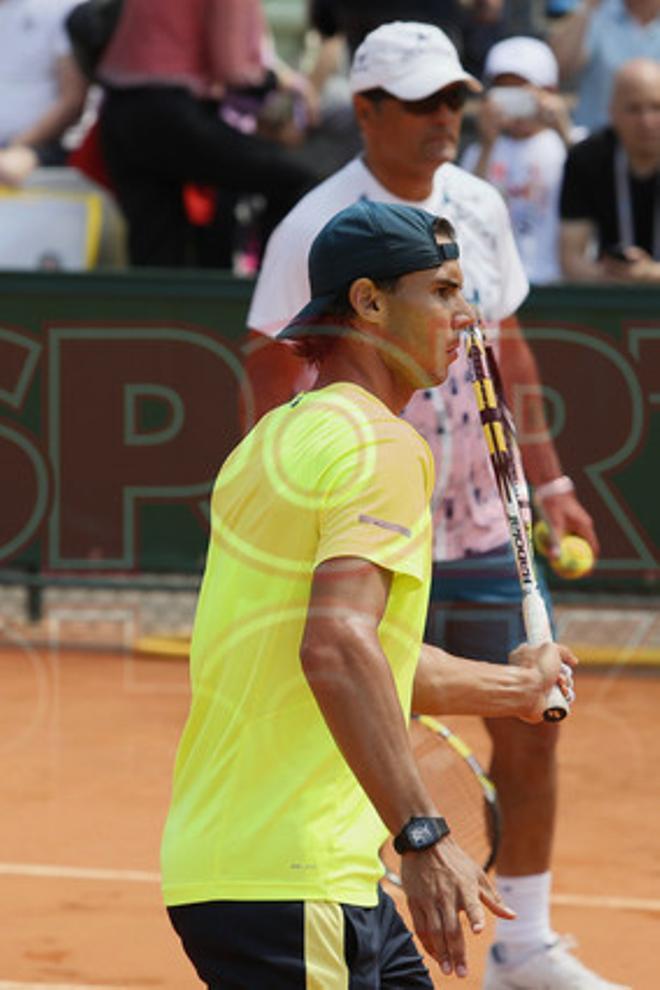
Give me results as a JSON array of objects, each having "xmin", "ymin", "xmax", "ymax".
[
  {"xmin": 301, "ymin": 625, "xmax": 437, "ymax": 834},
  {"xmin": 412, "ymin": 643, "xmax": 541, "ymax": 719},
  {"xmin": 498, "ymin": 319, "xmax": 563, "ymax": 486}
]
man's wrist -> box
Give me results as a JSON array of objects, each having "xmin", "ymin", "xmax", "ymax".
[
  {"xmin": 393, "ymin": 816, "xmax": 451, "ymax": 854},
  {"xmin": 533, "ymin": 474, "xmax": 575, "ymax": 504}
]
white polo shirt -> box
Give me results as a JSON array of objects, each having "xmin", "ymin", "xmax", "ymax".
[
  {"xmin": 248, "ymin": 156, "xmax": 529, "ymax": 561},
  {"xmin": 0, "ymin": 0, "xmax": 77, "ymax": 146}
]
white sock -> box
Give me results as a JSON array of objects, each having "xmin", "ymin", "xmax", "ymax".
[{"xmin": 493, "ymin": 872, "xmax": 554, "ymax": 960}]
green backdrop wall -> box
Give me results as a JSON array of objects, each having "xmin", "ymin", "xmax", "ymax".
[{"xmin": 0, "ymin": 272, "xmax": 658, "ymax": 593}]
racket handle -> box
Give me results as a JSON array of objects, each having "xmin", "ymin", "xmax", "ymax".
[
  {"xmin": 543, "ymin": 682, "xmax": 569, "ymax": 723},
  {"xmin": 522, "ymin": 590, "xmax": 570, "ymax": 723}
]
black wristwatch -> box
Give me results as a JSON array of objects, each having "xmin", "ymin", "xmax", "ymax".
[{"xmin": 393, "ymin": 816, "xmax": 451, "ymax": 854}]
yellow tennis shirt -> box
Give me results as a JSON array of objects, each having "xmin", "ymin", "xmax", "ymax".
[{"xmin": 161, "ymin": 383, "xmax": 434, "ymax": 907}]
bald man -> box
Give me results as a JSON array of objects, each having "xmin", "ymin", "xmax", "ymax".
[{"xmin": 559, "ymin": 57, "xmax": 660, "ymax": 283}]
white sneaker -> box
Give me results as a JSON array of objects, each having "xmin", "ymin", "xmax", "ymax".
[{"xmin": 482, "ymin": 935, "xmax": 631, "ymax": 989}]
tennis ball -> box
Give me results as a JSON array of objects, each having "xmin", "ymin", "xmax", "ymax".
[{"xmin": 550, "ymin": 535, "xmax": 595, "ymax": 580}]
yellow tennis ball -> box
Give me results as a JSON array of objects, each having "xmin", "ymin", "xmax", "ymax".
[
  {"xmin": 550, "ymin": 535, "xmax": 595, "ymax": 580},
  {"xmin": 533, "ymin": 520, "xmax": 553, "ymax": 557}
]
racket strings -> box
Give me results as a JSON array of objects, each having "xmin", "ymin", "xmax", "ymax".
[
  {"xmin": 381, "ymin": 719, "xmax": 500, "ymax": 883},
  {"xmin": 414, "ymin": 735, "xmax": 496, "ymax": 868}
]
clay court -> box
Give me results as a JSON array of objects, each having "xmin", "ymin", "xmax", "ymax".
[{"xmin": 2, "ymin": 615, "xmax": 659, "ymax": 990}]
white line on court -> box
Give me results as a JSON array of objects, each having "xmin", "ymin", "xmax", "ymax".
[
  {"xmin": 552, "ymin": 892, "xmax": 660, "ymax": 913},
  {"xmin": 0, "ymin": 863, "xmax": 159, "ymax": 883},
  {"xmin": 3, "ymin": 862, "xmax": 660, "ymax": 914}
]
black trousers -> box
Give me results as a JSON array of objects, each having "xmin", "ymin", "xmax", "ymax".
[
  {"xmin": 168, "ymin": 887, "xmax": 433, "ymax": 989},
  {"xmin": 99, "ymin": 85, "xmax": 318, "ymax": 267}
]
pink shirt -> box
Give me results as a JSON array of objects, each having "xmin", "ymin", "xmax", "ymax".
[
  {"xmin": 400, "ymin": 343, "xmax": 507, "ymax": 561},
  {"xmin": 99, "ymin": 0, "xmax": 265, "ymax": 95}
]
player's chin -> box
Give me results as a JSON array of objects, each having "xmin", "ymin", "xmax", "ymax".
[{"xmin": 417, "ymin": 367, "xmax": 448, "ymax": 389}]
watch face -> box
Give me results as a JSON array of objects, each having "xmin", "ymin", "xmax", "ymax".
[
  {"xmin": 394, "ymin": 816, "xmax": 450, "ymax": 854},
  {"xmin": 409, "ymin": 821, "xmax": 437, "ymax": 847}
]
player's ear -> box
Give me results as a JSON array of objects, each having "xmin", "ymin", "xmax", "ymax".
[{"xmin": 348, "ymin": 278, "xmax": 386, "ymax": 325}]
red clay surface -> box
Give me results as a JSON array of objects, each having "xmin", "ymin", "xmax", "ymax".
[{"xmin": 2, "ymin": 635, "xmax": 659, "ymax": 989}]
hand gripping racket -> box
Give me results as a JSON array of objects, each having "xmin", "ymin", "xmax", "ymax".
[
  {"xmin": 381, "ymin": 715, "xmax": 501, "ymax": 886},
  {"xmin": 464, "ymin": 322, "xmax": 571, "ymax": 722}
]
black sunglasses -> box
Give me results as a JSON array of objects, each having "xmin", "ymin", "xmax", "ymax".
[{"xmin": 362, "ymin": 84, "xmax": 469, "ymax": 115}]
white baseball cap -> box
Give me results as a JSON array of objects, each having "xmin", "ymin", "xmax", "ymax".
[
  {"xmin": 350, "ymin": 21, "xmax": 481, "ymax": 100},
  {"xmin": 484, "ymin": 36, "xmax": 559, "ymax": 89}
]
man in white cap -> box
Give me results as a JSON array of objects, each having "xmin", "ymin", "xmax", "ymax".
[
  {"xmin": 245, "ymin": 21, "xmax": 625, "ymax": 990},
  {"xmin": 461, "ymin": 36, "xmax": 573, "ymax": 284}
]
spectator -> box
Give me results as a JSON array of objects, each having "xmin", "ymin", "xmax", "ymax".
[
  {"xmin": 0, "ymin": 0, "xmax": 87, "ymax": 186},
  {"xmin": 96, "ymin": 0, "xmax": 319, "ymax": 267},
  {"xmin": 461, "ymin": 37, "xmax": 572, "ymax": 283},
  {"xmin": 246, "ymin": 22, "xmax": 614, "ymax": 989},
  {"xmin": 560, "ymin": 57, "xmax": 660, "ymax": 282},
  {"xmin": 550, "ymin": 0, "xmax": 660, "ymax": 132},
  {"xmin": 301, "ymin": 0, "xmax": 515, "ymax": 179}
]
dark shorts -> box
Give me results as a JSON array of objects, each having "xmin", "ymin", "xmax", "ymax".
[
  {"xmin": 167, "ymin": 886, "xmax": 433, "ymax": 989},
  {"xmin": 426, "ymin": 543, "xmax": 554, "ymax": 664}
]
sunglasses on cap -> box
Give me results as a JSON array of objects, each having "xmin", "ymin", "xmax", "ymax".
[{"xmin": 362, "ymin": 84, "xmax": 469, "ymax": 115}]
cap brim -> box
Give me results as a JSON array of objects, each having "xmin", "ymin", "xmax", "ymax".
[
  {"xmin": 385, "ymin": 66, "xmax": 482, "ymax": 100},
  {"xmin": 276, "ymin": 293, "xmax": 341, "ymax": 341}
]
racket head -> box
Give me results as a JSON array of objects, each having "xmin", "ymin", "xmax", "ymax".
[{"xmin": 381, "ymin": 715, "xmax": 501, "ymax": 886}]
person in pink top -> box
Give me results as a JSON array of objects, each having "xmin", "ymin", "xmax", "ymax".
[{"xmin": 97, "ymin": 0, "xmax": 318, "ymax": 266}]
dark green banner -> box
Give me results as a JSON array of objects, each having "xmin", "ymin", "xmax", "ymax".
[{"xmin": 1, "ymin": 272, "xmax": 658, "ymax": 592}]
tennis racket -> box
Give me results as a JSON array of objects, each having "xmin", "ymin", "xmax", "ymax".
[
  {"xmin": 381, "ymin": 714, "xmax": 501, "ymax": 886},
  {"xmin": 464, "ymin": 322, "xmax": 570, "ymax": 722}
]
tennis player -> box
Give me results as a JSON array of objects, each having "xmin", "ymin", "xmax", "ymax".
[{"xmin": 161, "ymin": 200, "xmax": 575, "ymax": 989}]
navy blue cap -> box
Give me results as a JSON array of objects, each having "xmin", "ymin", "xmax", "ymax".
[{"xmin": 277, "ymin": 200, "xmax": 459, "ymax": 340}]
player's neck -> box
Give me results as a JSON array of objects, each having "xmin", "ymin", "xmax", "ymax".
[
  {"xmin": 361, "ymin": 153, "xmax": 436, "ymax": 203},
  {"xmin": 315, "ymin": 341, "xmax": 415, "ymax": 414}
]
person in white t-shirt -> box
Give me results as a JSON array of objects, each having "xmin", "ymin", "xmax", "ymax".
[
  {"xmin": 246, "ymin": 22, "xmax": 624, "ymax": 990},
  {"xmin": 0, "ymin": 0, "xmax": 87, "ymax": 186},
  {"xmin": 460, "ymin": 37, "xmax": 572, "ymax": 285}
]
